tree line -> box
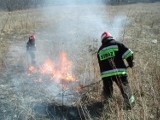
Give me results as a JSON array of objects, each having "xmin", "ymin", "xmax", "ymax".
[
  {"xmin": 0, "ymin": 0, "xmax": 159, "ymax": 11},
  {"xmin": 107, "ymin": 0, "xmax": 160, "ymax": 5},
  {"xmin": 0, "ymin": 0, "xmax": 44, "ymax": 11}
]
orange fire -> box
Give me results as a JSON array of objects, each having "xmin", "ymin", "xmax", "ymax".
[
  {"xmin": 28, "ymin": 66, "xmax": 37, "ymax": 73},
  {"xmin": 28, "ymin": 51, "xmax": 78, "ymax": 86},
  {"xmin": 39, "ymin": 58, "xmax": 55, "ymax": 75}
]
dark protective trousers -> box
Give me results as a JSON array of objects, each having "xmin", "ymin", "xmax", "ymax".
[
  {"xmin": 102, "ymin": 76, "xmax": 132, "ymax": 104},
  {"xmin": 28, "ymin": 51, "xmax": 36, "ymax": 65}
]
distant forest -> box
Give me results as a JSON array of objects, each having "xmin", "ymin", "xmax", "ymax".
[
  {"xmin": 0, "ymin": 0, "xmax": 44, "ymax": 11},
  {"xmin": 0, "ymin": 0, "xmax": 159, "ymax": 11}
]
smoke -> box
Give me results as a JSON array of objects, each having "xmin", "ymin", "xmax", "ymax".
[
  {"xmin": 33, "ymin": 0, "xmax": 128, "ymax": 104},
  {"xmin": 36, "ymin": 0, "xmax": 127, "ymax": 60},
  {"xmin": 38, "ymin": 0, "xmax": 126, "ymax": 45}
]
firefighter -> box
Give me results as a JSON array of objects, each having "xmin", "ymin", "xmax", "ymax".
[
  {"xmin": 97, "ymin": 32, "xmax": 135, "ymax": 110},
  {"xmin": 26, "ymin": 34, "xmax": 36, "ymax": 65}
]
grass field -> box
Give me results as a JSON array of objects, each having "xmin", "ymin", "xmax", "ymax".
[{"xmin": 0, "ymin": 2, "xmax": 160, "ymax": 120}]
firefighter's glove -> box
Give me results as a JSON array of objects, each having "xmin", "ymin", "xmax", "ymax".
[{"xmin": 129, "ymin": 62, "xmax": 134, "ymax": 68}]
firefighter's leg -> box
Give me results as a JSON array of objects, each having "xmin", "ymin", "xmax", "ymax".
[
  {"xmin": 30, "ymin": 51, "xmax": 36, "ymax": 65},
  {"xmin": 101, "ymin": 78, "xmax": 113, "ymax": 118},
  {"xmin": 115, "ymin": 76, "xmax": 135, "ymax": 110},
  {"xmin": 102, "ymin": 78, "xmax": 113, "ymax": 99}
]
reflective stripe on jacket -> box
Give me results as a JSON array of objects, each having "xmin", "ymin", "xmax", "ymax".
[
  {"xmin": 122, "ymin": 49, "xmax": 133, "ymax": 59},
  {"xmin": 101, "ymin": 68, "xmax": 127, "ymax": 78}
]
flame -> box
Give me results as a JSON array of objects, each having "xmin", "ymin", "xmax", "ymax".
[
  {"xmin": 28, "ymin": 66, "xmax": 37, "ymax": 73},
  {"xmin": 40, "ymin": 58, "xmax": 55, "ymax": 75},
  {"xmin": 28, "ymin": 51, "xmax": 78, "ymax": 86}
]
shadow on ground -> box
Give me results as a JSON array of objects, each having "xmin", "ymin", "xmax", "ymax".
[{"xmin": 33, "ymin": 101, "xmax": 104, "ymax": 120}]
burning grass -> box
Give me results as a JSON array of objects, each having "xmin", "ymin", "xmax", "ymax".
[{"xmin": 27, "ymin": 51, "xmax": 79, "ymax": 91}]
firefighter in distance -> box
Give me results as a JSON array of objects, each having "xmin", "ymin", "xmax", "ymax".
[{"xmin": 26, "ymin": 34, "xmax": 36, "ymax": 65}]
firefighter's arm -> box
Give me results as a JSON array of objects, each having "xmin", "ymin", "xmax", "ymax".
[
  {"xmin": 126, "ymin": 54, "xmax": 134, "ymax": 68},
  {"xmin": 122, "ymin": 49, "xmax": 134, "ymax": 68},
  {"xmin": 118, "ymin": 42, "xmax": 134, "ymax": 68}
]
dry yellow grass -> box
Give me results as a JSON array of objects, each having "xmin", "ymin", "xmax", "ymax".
[{"xmin": 0, "ymin": 9, "xmax": 46, "ymax": 35}]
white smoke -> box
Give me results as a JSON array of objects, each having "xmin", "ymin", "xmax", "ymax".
[
  {"xmin": 38, "ymin": 0, "xmax": 126, "ymax": 45},
  {"xmin": 34, "ymin": 0, "xmax": 128, "ymax": 103}
]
